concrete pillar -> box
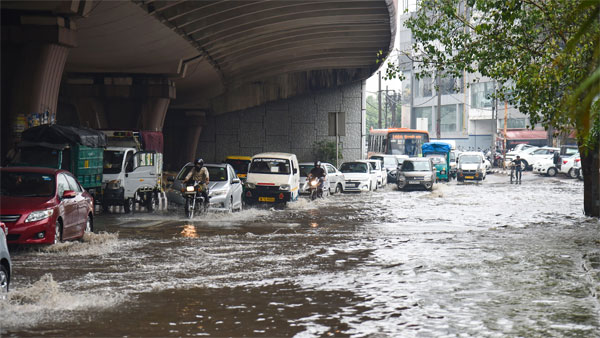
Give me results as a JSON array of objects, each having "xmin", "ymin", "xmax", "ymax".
[
  {"xmin": 163, "ymin": 110, "xmax": 206, "ymax": 170},
  {"xmin": 1, "ymin": 16, "xmax": 77, "ymax": 163}
]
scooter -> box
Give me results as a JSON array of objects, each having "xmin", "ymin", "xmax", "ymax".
[
  {"xmin": 183, "ymin": 180, "xmax": 208, "ymax": 218},
  {"xmin": 307, "ymin": 176, "xmax": 324, "ymax": 201}
]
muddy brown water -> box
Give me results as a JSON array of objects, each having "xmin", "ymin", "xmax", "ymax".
[{"xmin": 1, "ymin": 174, "xmax": 598, "ymax": 337}]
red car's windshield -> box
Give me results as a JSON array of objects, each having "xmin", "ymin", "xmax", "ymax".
[{"xmin": 1, "ymin": 171, "xmax": 56, "ymax": 197}]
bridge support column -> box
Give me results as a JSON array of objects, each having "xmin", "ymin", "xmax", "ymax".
[
  {"xmin": 1, "ymin": 16, "xmax": 77, "ymax": 163},
  {"xmin": 163, "ymin": 111, "xmax": 206, "ymax": 171}
]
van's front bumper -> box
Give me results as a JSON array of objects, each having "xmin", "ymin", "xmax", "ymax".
[
  {"xmin": 244, "ymin": 188, "xmax": 291, "ymax": 204},
  {"xmin": 457, "ymin": 171, "xmax": 484, "ymax": 181}
]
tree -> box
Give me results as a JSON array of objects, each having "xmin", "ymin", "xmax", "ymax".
[{"xmin": 382, "ymin": 0, "xmax": 599, "ymax": 216}]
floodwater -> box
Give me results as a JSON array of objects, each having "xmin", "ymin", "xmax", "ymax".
[{"xmin": 2, "ymin": 174, "xmax": 599, "ymax": 337}]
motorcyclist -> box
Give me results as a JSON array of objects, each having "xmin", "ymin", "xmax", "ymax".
[
  {"xmin": 184, "ymin": 158, "xmax": 210, "ymax": 207},
  {"xmin": 308, "ymin": 161, "xmax": 327, "ymax": 192}
]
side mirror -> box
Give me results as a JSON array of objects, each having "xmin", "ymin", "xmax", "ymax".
[
  {"xmin": 293, "ymin": 168, "xmax": 298, "ymax": 174},
  {"xmin": 62, "ymin": 190, "xmax": 76, "ymax": 199},
  {"xmin": 232, "ymin": 178, "xmax": 241, "ymax": 184}
]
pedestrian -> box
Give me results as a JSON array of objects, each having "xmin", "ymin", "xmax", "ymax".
[{"xmin": 512, "ymin": 155, "xmax": 523, "ymax": 183}]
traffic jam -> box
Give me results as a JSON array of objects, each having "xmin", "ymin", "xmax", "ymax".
[{"xmin": 0, "ymin": 125, "xmax": 594, "ymax": 337}]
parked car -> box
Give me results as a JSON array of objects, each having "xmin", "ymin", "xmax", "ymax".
[
  {"xmin": 299, "ymin": 162, "xmax": 345, "ymax": 195},
  {"xmin": 396, "ymin": 158, "xmax": 436, "ymax": 191},
  {"xmin": 339, "ymin": 161, "xmax": 376, "ymax": 192},
  {"xmin": 457, "ymin": 152, "xmax": 487, "ymax": 182},
  {"xmin": 559, "ymin": 153, "xmax": 581, "ymax": 179},
  {"xmin": 532, "ymin": 155, "xmax": 558, "ymax": 176},
  {"xmin": 0, "ymin": 222, "xmax": 11, "ymax": 293},
  {"xmin": 0, "ymin": 167, "xmax": 94, "ymax": 245},
  {"xmin": 244, "ymin": 152, "xmax": 300, "ymax": 205},
  {"xmin": 166, "ymin": 163, "xmax": 244, "ymax": 211},
  {"xmin": 366, "ymin": 159, "xmax": 386, "ymax": 188},
  {"xmin": 369, "ymin": 155, "xmax": 399, "ymax": 184}
]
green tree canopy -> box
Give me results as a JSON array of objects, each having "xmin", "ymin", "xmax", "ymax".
[{"xmin": 382, "ymin": 0, "xmax": 599, "ymax": 216}]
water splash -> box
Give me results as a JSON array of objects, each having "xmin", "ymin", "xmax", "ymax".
[{"xmin": 0, "ymin": 274, "xmax": 125, "ymax": 330}]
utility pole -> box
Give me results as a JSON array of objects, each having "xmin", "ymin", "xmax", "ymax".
[
  {"xmin": 503, "ymin": 100, "xmax": 508, "ymax": 169},
  {"xmin": 436, "ymin": 72, "xmax": 441, "ymax": 139},
  {"xmin": 491, "ymin": 81, "xmax": 497, "ymax": 157},
  {"xmin": 391, "ymin": 91, "xmax": 397, "ymax": 127},
  {"xmin": 384, "ymin": 86, "xmax": 389, "ymax": 128},
  {"xmin": 378, "ymin": 71, "xmax": 382, "ymax": 129}
]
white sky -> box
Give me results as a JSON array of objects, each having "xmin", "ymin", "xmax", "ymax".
[{"xmin": 365, "ymin": 11, "xmax": 403, "ymax": 97}]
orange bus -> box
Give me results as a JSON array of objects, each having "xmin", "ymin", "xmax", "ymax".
[{"xmin": 368, "ymin": 128, "xmax": 430, "ymax": 157}]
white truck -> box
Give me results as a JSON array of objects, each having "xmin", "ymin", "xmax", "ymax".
[{"xmin": 100, "ymin": 131, "xmax": 163, "ymax": 213}]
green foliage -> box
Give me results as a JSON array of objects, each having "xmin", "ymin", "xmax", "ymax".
[
  {"xmin": 366, "ymin": 94, "xmax": 402, "ymax": 130},
  {"xmin": 383, "ymin": 0, "xmax": 599, "ymax": 151},
  {"xmin": 312, "ymin": 139, "xmax": 342, "ymax": 164}
]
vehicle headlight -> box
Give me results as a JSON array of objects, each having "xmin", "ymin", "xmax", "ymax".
[
  {"xmin": 186, "ymin": 186, "xmax": 195, "ymax": 192},
  {"xmin": 210, "ymin": 190, "xmax": 227, "ymax": 197},
  {"xmin": 280, "ymin": 184, "xmax": 290, "ymax": 191},
  {"xmin": 26, "ymin": 209, "xmax": 54, "ymax": 223},
  {"xmin": 246, "ymin": 182, "xmax": 256, "ymax": 189},
  {"xmin": 441, "ymin": 169, "xmax": 446, "ymax": 174}
]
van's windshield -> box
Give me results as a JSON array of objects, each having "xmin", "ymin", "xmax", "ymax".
[
  {"xmin": 459, "ymin": 155, "xmax": 481, "ymax": 164},
  {"xmin": 249, "ymin": 158, "xmax": 291, "ymax": 175}
]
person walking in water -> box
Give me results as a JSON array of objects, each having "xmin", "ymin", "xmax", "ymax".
[{"xmin": 512, "ymin": 155, "xmax": 523, "ymax": 183}]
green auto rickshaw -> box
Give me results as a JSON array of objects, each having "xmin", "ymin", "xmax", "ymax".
[{"xmin": 422, "ymin": 141, "xmax": 452, "ymax": 182}]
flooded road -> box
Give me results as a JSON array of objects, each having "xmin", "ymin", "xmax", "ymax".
[{"xmin": 2, "ymin": 174, "xmax": 599, "ymax": 337}]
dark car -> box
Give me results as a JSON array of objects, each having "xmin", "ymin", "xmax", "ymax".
[{"xmin": 0, "ymin": 167, "xmax": 94, "ymax": 245}]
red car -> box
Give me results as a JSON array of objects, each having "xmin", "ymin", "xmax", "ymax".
[{"xmin": 0, "ymin": 167, "xmax": 94, "ymax": 244}]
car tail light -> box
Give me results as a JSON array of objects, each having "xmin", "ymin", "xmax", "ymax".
[
  {"xmin": 279, "ymin": 193, "xmax": 284, "ymax": 199},
  {"xmin": 0, "ymin": 222, "xmax": 7, "ymax": 236},
  {"xmin": 575, "ymin": 159, "xmax": 580, "ymax": 163},
  {"xmin": 563, "ymin": 160, "xmax": 568, "ymax": 164}
]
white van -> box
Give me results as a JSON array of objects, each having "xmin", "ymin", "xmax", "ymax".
[
  {"xmin": 456, "ymin": 151, "xmax": 486, "ymax": 182},
  {"xmin": 244, "ymin": 152, "xmax": 300, "ymax": 205}
]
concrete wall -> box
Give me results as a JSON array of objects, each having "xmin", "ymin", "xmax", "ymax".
[{"xmin": 196, "ymin": 81, "xmax": 366, "ymax": 164}]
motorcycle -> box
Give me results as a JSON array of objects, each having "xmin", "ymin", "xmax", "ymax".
[
  {"xmin": 182, "ymin": 180, "xmax": 208, "ymax": 218},
  {"xmin": 307, "ymin": 176, "xmax": 324, "ymax": 200}
]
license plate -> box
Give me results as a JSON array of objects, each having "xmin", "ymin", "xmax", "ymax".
[
  {"xmin": 408, "ymin": 180, "xmax": 419, "ymax": 184},
  {"xmin": 258, "ymin": 197, "xmax": 275, "ymax": 202},
  {"xmin": 465, "ymin": 176, "xmax": 474, "ymax": 179}
]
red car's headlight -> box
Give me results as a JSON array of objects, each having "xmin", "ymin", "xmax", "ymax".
[{"xmin": 25, "ymin": 209, "xmax": 54, "ymax": 223}]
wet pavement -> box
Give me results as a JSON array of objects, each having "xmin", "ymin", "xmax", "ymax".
[{"xmin": 1, "ymin": 173, "xmax": 599, "ymax": 337}]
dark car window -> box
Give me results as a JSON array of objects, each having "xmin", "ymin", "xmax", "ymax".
[
  {"xmin": 103, "ymin": 150, "xmax": 125, "ymax": 174},
  {"xmin": 339, "ymin": 162, "xmax": 368, "ymax": 173},
  {"xmin": 1, "ymin": 171, "xmax": 56, "ymax": 197},
  {"xmin": 249, "ymin": 158, "xmax": 291, "ymax": 174},
  {"xmin": 65, "ymin": 174, "xmax": 82, "ymax": 192},
  {"xmin": 299, "ymin": 165, "xmax": 314, "ymax": 177},
  {"xmin": 176, "ymin": 165, "xmax": 193, "ymax": 181},
  {"xmin": 207, "ymin": 166, "xmax": 227, "ymax": 182},
  {"xmin": 401, "ymin": 161, "xmax": 431, "ymax": 172}
]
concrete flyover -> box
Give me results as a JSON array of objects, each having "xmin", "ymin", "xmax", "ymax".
[{"xmin": 1, "ymin": 0, "xmax": 396, "ymax": 168}]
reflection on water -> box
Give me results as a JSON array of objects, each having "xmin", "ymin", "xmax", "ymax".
[
  {"xmin": 180, "ymin": 224, "xmax": 199, "ymax": 238},
  {"xmin": 2, "ymin": 175, "xmax": 598, "ymax": 336}
]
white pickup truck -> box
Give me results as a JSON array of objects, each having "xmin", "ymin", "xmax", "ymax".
[{"xmin": 101, "ymin": 131, "xmax": 163, "ymax": 213}]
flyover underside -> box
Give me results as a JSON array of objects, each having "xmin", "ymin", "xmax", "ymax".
[{"xmin": 0, "ymin": 0, "xmax": 395, "ymax": 167}]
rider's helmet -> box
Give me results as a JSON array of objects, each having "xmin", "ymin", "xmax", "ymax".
[
  {"xmin": 195, "ymin": 158, "xmax": 204, "ymax": 167},
  {"xmin": 315, "ymin": 161, "xmax": 321, "ymax": 168}
]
